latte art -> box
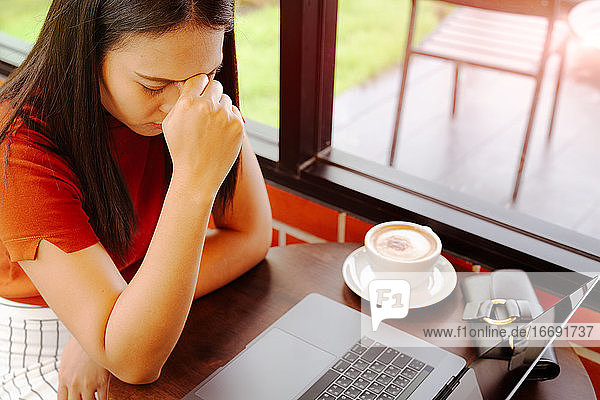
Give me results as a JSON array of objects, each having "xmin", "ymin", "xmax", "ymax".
[{"xmin": 372, "ymin": 227, "xmax": 436, "ymax": 261}]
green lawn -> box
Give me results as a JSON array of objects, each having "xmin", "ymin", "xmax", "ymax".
[
  {"xmin": 0, "ymin": 0, "xmax": 447, "ymax": 127},
  {"xmin": 235, "ymin": 0, "xmax": 446, "ymax": 127},
  {"xmin": 0, "ymin": 0, "xmax": 50, "ymax": 42},
  {"xmin": 334, "ymin": 0, "xmax": 444, "ymax": 95}
]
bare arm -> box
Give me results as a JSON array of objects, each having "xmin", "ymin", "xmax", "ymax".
[
  {"xmin": 193, "ymin": 133, "xmax": 272, "ymax": 299},
  {"xmin": 18, "ymin": 75, "xmax": 243, "ymax": 384},
  {"xmin": 21, "ymin": 171, "xmax": 214, "ymax": 383}
]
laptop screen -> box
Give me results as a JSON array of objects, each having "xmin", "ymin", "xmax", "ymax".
[{"xmin": 467, "ymin": 276, "xmax": 598, "ymax": 400}]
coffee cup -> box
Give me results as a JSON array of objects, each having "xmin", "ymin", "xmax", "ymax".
[{"xmin": 364, "ymin": 221, "xmax": 442, "ymax": 288}]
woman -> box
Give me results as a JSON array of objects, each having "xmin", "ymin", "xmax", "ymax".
[{"xmin": 0, "ymin": 0, "xmax": 272, "ymax": 399}]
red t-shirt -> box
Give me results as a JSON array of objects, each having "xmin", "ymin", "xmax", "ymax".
[{"xmin": 0, "ymin": 113, "xmax": 168, "ymax": 306}]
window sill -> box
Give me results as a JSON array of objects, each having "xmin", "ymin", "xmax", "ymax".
[{"xmin": 247, "ymin": 125, "xmax": 600, "ymax": 310}]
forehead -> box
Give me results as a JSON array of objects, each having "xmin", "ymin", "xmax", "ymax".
[{"xmin": 106, "ymin": 25, "xmax": 224, "ymax": 80}]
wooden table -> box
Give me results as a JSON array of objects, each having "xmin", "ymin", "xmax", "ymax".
[{"xmin": 109, "ymin": 243, "xmax": 596, "ymax": 399}]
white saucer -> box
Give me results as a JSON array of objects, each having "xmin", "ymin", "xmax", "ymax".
[{"xmin": 342, "ymin": 246, "xmax": 457, "ymax": 309}]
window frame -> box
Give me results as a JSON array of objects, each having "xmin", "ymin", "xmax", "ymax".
[
  {"xmin": 264, "ymin": 0, "xmax": 599, "ymax": 309},
  {"xmin": 0, "ymin": 32, "xmax": 31, "ymax": 77}
]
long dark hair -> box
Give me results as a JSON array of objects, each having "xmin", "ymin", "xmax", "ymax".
[{"xmin": 0, "ymin": 0, "xmax": 239, "ymax": 263}]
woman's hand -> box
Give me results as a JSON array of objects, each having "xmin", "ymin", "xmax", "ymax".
[
  {"xmin": 161, "ymin": 74, "xmax": 244, "ymax": 194},
  {"xmin": 58, "ymin": 337, "xmax": 110, "ymax": 400}
]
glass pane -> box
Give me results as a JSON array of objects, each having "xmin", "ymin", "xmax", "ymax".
[
  {"xmin": 235, "ymin": 1, "xmax": 280, "ymax": 131},
  {"xmin": 0, "ymin": 0, "xmax": 50, "ymax": 42},
  {"xmin": 331, "ymin": 0, "xmax": 600, "ymax": 245}
]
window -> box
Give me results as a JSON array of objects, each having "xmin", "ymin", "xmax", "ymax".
[
  {"xmin": 330, "ymin": 0, "xmax": 600, "ymax": 254},
  {"xmin": 0, "ymin": 0, "xmax": 49, "ymax": 43},
  {"xmin": 235, "ymin": 1, "xmax": 280, "ymax": 130},
  {"xmin": 234, "ymin": 1, "xmax": 280, "ymax": 160},
  {"xmin": 253, "ymin": 0, "xmax": 599, "ymax": 304},
  {"xmin": 0, "ymin": 1, "xmax": 47, "ymax": 77}
]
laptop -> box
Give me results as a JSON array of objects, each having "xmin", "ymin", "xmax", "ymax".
[{"xmin": 183, "ymin": 276, "xmax": 598, "ymax": 400}]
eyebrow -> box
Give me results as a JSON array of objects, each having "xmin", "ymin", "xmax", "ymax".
[{"xmin": 135, "ymin": 62, "xmax": 223, "ymax": 84}]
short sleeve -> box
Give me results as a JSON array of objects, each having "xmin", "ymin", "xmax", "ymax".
[{"xmin": 0, "ymin": 127, "xmax": 100, "ymax": 262}]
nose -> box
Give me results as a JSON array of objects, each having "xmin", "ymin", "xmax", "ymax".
[{"xmin": 158, "ymin": 83, "xmax": 183, "ymax": 115}]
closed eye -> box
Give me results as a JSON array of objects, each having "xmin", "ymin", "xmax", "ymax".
[
  {"xmin": 141, "ymin": 84, "xmax": 166, "ymax": 96},
  {"xmin": 139, "ymin": 63, "xmax": 222, "ymax": 95}
]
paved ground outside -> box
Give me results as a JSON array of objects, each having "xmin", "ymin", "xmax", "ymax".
[{"xmin": 332, "ymin": 20, "xmax": 600, "ymax": 242}]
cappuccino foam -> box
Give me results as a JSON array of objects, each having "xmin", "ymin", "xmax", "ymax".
[{"xmin": 372, "ymin": 227, "xmax": 436, "ymax": 261}]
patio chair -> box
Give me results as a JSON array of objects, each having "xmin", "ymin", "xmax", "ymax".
[{"xmin": 391, "ymin": 0, "xmax": 569, "ymax": 202}]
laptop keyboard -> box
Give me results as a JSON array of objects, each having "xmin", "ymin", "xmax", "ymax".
[{"xmin": 298, "ymin": 337, "xmax": 434, "ymax": 400}]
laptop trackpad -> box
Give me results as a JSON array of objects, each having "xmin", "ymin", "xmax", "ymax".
[{"xmin": 195, "ymin": 328, "xmax": 336, "ymax": 400}]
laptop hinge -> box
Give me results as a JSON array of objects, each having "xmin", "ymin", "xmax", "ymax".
[{"xmin": 432, "ymin": 367, "xmax": 470, "ymax": 400}]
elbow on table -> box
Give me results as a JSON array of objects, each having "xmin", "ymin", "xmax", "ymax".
[
  {"xmin": 244, "ymin": 221, "xmax": 271, "ymax": 270},
  {"xmin": 112, "ymin": 363, "xmax": 162, "ymax": 386},
  {"xmin": 257, "ymin": 218, "xmax": 272, "ymax": 260}
]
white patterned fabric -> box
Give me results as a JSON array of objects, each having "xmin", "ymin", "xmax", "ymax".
[{"xmin": 0, "ymin": 297, "xmax": 70, "ymax": 400}]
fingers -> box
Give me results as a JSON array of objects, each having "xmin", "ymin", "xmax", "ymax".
[
  {"xmin": 98, "ymin": 382, "xmax": 109, "ymax": 400},
  {"xmin": 176, "ymin": 75, "xmax": 223, "ymax": 115},
  {"xmin": 61, "ymin": 388, "xmax": 102, "ymax": 400},
  {"xmin": 164, "ymin": 75, "xmax": 240, "ymax": 139},
  {"xmin": 179, "ymin": 74, "xmax": 210, "ymax": 98},
  {"xmin": 218, "ymin": 93, "xmax": 244, "ymax": 124},
  {"xmin": 231, "ymin": 105, "xmax": 244, "ymax": 122},
  {"xmin": 58, "ymin": 385, "xmax": 68, "ymax": 400},
  {"xmin": 179, "ymin": 74, "xmax": 222, "ymax": 104},
  {"xmin": 219, "ymin": 92, "xmax": 233, "ymax": 112},
  {"xmin": 203, "ymin": 79, "xmax": 224, "ymax": 104},
  {"xmin": 67, "ymin": 388, "xmax": 79, "ymax": 400},
  {"xmin": 58, "ymin": 380, "xmax": 107, "ymax": 400},
  {"xmin": 81, "ymin": 389, "xmax": 96, "ymax": 400}
]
